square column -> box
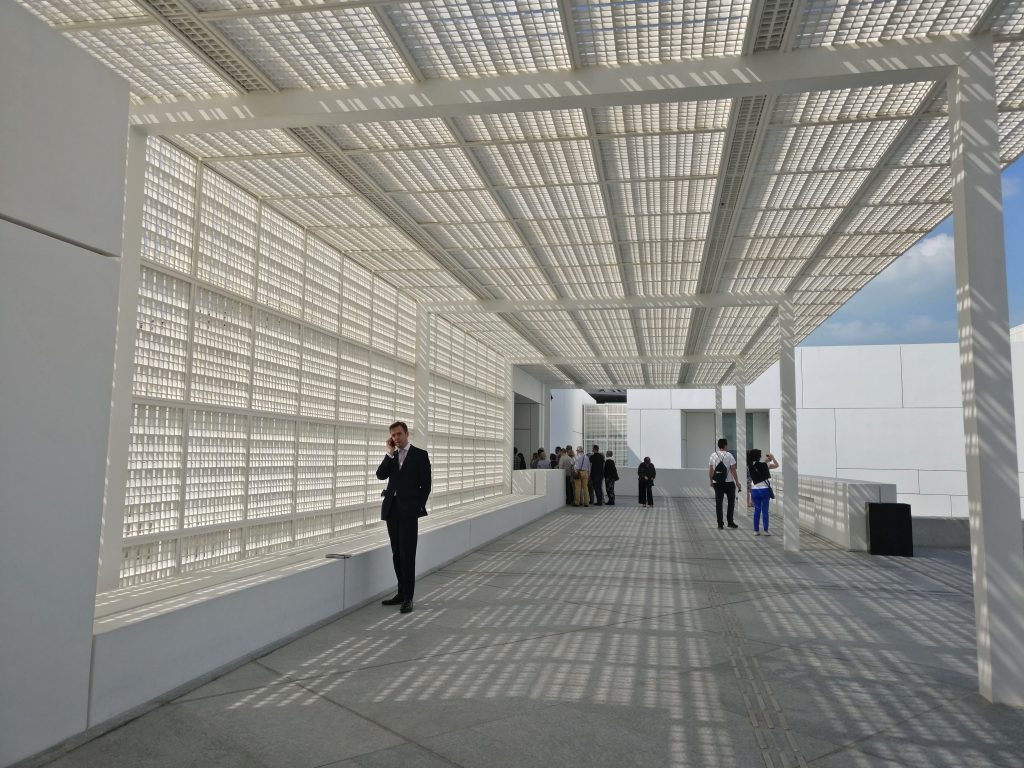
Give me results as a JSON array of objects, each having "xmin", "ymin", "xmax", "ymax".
[
  {"xmin": 735, "ymin": 383, "xmax": 747, "ymax": 462},
  {"xmin": 948, "ymin": 38, "xmax": 1024, "ymax": 706},
  {"xmin": 97, "ymin": 127, "xmax": 147, "ymax": 593},
  {"xmin": 714, "ymin": 385, "xmax": 723, "ymax": 439},
  {"xmin": 778, "ymin": 302, "xmax": 800, "ymax": 553}
]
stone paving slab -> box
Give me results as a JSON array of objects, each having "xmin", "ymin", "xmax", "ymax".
[{"xmin": 35, "ymin": 495, "xmax": 1024, "ymax": 768}]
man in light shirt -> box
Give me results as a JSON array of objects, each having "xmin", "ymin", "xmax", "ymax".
[
  {"xmin": 708, "ymin": 437, "xmax": 742, "ymax": 530},
  {"xmin": 573, "ymin": 445, "xmax": 590, "ymax": 507}
]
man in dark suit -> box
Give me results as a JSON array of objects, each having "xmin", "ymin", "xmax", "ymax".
[{"xmin": 376, "ymin": 421, "xmax": 431, "ymax": 613}]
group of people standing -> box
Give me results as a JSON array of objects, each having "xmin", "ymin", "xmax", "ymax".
[
  {"xmin": 515, "ymin": 438, "xmax": 779, "ymax": 536},
  {"xmin": 537, "ymin": 444, "xmax": 622, "ymax": 507}
]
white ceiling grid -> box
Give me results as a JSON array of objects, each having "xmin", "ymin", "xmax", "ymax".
[{"xmin": 20, "ymin": 0, "xmax": 1024, "ymax": 390}]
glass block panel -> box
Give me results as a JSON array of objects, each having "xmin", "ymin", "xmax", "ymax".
[
  {"xmin": 295, "ymin": 514, "xmax": 334, "ymax": 544},
  {"xmin": 301, "ymin": 328, "xmax": 338, "ymax": 420},
  {"xmin": 198, "ymin": 170, "xmax": 259, "ymax": 299},
  {"xmin": 123, "ymin": 404, "xmax": 184, "ymax": 538},
  {"xmin": 253, "ymin": 311, "xmax": 301, "ymax": 414},
  {"xmin": 133, "ymin": 267, "xmax": 190, "ymax": 401},
  {"xmin": 396, "ymin": 362, "xmax": 416, "ymax": 431},
  {"xmin": 180, "ymin": 529, "xmax": 243, "ymax": 572},
  {"xmin": 249, "ymin": 417, "xmax": 296, "ymax": 520},
  {"xmin": 304, "ymin": 236, "xmax": 341, "ymax": 334},
  {"xmin": 369, "ymin": 355, "xmax": 397, "ymax": 426},
  {"xmin": 341, "ymin": 259, "xmax": 373, "ymax": 345},
  {"xmin": 191, "ymin": 288, "xmax": 253, "ymax": 409},
  {"xmin": 257, "ymin": 207, "xmax": 304, "ymax": 319},
  {"xmin": 338, "ymin": 344, "xmax": 370, "ymax": 423},
  {"xmin": 185, "ymin": 410, "xmax": 248, "ymax": 528},
  {"xmin": 143, "ymin": 138, "xmax": 196, "ymax": 275},
  {"xmin": 246, "ymin": 521, "xmax": 293, "ymax": 557},
  {"xmin": 120, "ymin": 538, "xmax": 177, "ymax": 587},
  {"xmin": 298, "ymin": 422, "xmax": 335, "ymax": 514},
  {"xmin": 336, "ymin": 426, "xmax": 368, "ymax": 508},
  {"xmin": 371, "ymin": 276, "xmax": 398, "ymax": 357}
]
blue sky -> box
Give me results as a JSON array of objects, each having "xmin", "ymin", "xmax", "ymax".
[{"xmin": 803, "ymin": 159, "xmax": 1024, "ymax": 345}]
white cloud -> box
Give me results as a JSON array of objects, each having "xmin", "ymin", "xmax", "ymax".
[
  {"xmin": 806, "ymin": 232, "xmax": 959, "ymax": 346},
  {"xmin": 1004, "ymin": 175, "xmax": 1021, "ymax": 200},
  {"xmin": 872, "ymin": 232, "xmax": 955, "ymax": 293}
]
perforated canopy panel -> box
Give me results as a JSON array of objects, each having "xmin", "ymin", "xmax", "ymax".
[{"xmin": 25, "ymin": 0, "xmax": 1024, "ymax": 390}]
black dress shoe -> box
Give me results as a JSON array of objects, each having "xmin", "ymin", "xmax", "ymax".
[
  {"xmin": 718, "ymin": 524, "xmax": 725, "ymax": 529},
  {"xmin": 381, "ymin": 594, "xmax": 403, "ymax": 606},
  {"xmin": 727, "ymin": 523, "xmax": 739, "ymax": 529},
  {"xmin": 400, "ymin": 600, "xmax": 413, "ymax": 613}
]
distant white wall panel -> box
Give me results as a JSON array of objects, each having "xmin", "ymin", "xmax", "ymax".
[
  {"xmin": 0, "ymin": 222, "xmax": 120, "ymax": 766},
  {"xmin": 746, "ymin": 362, "xmax": 780, "ymax": 410},
  {"xmin": 0, "ymin": 1, "xmax": 128, "ymax": 256},
  {"xmin": 631, "ymin": 389, "xmax": 673, "ymax": 409},
  {"xmin": 685, "ymin": 411, "xmax": 715, "ymax": 468},
  {"xmin": 919, "ymin": 470, "xmax": 969, "ymax": 496},
  {"xmin": 549, "ymin": 389, "xmax": 593, "ymax": 450},
  {"xmin": 670, "ymin": 388, "xmax": 717, "ymax": 409},
  {"xmin": 834, "ymin": 408, "xmax": 966, "ymax": 472},
  {"xmin": 901, "ymin": 344, "xmax": 962, "ymax": 408},
  {"xmin": 795, "ymin": 409, "xmax": 837, "ymax": 478},
  {"xmin": 898, "ymin": 493, "xmax": 953, "ymax": 517},
  {"xmin": 800, "ymin": 346, "xmax": 904, "ymax": 409},
  {"xmin": 639, "ymin": 410, "xmax": 681, "ymax": 469},
  {"xmin": 837, "ymin": 468, "xmax": 920, "ymax": 492}
]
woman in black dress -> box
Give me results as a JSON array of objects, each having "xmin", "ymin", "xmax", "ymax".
[{"xmin": 638, "ymin": 457, "xmax": 656, "ymax": 507}]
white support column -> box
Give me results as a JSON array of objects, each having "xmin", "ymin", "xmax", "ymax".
[
  {"xmin": 503, "ymin": 362, "xmax": 515, "ymax": 493},
  {"xmin": 96, "ymin": 127, "xmax": 147, "ymax": 593},
  {"xmin": 778, "ymin": 302, "xmax": 800, "ymax": 553},
  {"xmin": 714, "ymin": 386, "xmax": 723, "ymax": 440},
  {"xmin": 413, "ymin": 305, "xmax": 431, "ymax": 452},
  {"xmin": 735, "ymin": 383, "xmax": 747, "ymax": 461},
  {"xmin": 948, "ymin": 39, "xmax": 1024, "ymax": 706}
]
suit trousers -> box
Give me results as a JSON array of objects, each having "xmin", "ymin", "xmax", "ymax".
[
  {"xmin": 386, "ymin": 514, "xmax": 419, "ymax": 600},
  {"xmin": 590, "ymin": 474, "xmax": 604, "ymax": 505}
]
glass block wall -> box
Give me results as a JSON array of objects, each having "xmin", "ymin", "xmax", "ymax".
[
  {"xmin": 582, "ymin": 404, "xmax": 629, "ymax": 466},
  {"xmin": 119, "ymin": 138, "xmax": 508, "ymax": 587}
]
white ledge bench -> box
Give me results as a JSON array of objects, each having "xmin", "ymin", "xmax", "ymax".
[{"xmin": 88, "ymin": 470, "xmax": 564, "ymax": 729}]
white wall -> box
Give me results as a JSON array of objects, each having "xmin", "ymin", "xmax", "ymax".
[
  {"xmin": 512, "ymin": 368, "xmax": 551, "ymax": 460},
  {"xmin": 0, "ymin": 6, "xmax": 128, "ymax": 765},
  {"xmin": 684, "ymin": 411, "xmax": 715, "ymax": 468},
  {"xmin": 549, "ymin": 388, "xmax": 595, "ymax": 451}
]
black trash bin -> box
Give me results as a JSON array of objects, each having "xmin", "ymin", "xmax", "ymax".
[{"xmin": 866, "ymin": 502, "xmax": 913, "ymax": 556}]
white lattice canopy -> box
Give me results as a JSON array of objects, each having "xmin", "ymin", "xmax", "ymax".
[{"xmin": 23, "ymin": 0, "xmax": 1024, "ymax": 389}]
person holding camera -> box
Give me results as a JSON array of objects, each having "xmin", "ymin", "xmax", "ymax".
[{"xmin": 746, "ymin": 448, "xmax": 779, "ymax": 536}]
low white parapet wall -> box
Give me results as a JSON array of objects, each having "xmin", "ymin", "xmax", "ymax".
[
  {"xmin": 86, "ymin": 471, "xmax": 565, "ymax": 732},
  {"xmin": 613, "ymin": 468, "xmax": 711, "ymax": 499},
  {"xmin": 774, "ymin": 474, "xmax": 897, "ymax": 551}
]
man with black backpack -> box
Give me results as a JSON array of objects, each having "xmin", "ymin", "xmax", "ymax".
[{"xmin": 708, "ymin": 438, "xmax": 742, "ymax": 529}]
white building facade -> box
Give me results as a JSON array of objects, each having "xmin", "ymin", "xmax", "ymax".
[{"xmin": 559, "ymin": 329, "xmax": 1024, "ymax": 518}]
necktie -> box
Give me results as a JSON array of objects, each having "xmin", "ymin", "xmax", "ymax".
[{"xmin": 398, "ymin": 448, "xmax": 406, "ymax": 469}]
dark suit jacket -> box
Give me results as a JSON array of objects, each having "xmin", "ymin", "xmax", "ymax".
[
  {"xmin": 376, "ymin": 445, "xmax": 431, "ymax": 521},
  {"xmin": 589, "ymin": 451, "xmax": 605, "ymax": 478}
]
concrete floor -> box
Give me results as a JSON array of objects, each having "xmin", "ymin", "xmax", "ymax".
[{"xmin": 42, "ymin": 495, "xmax": 1024, "ymax": 768}]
